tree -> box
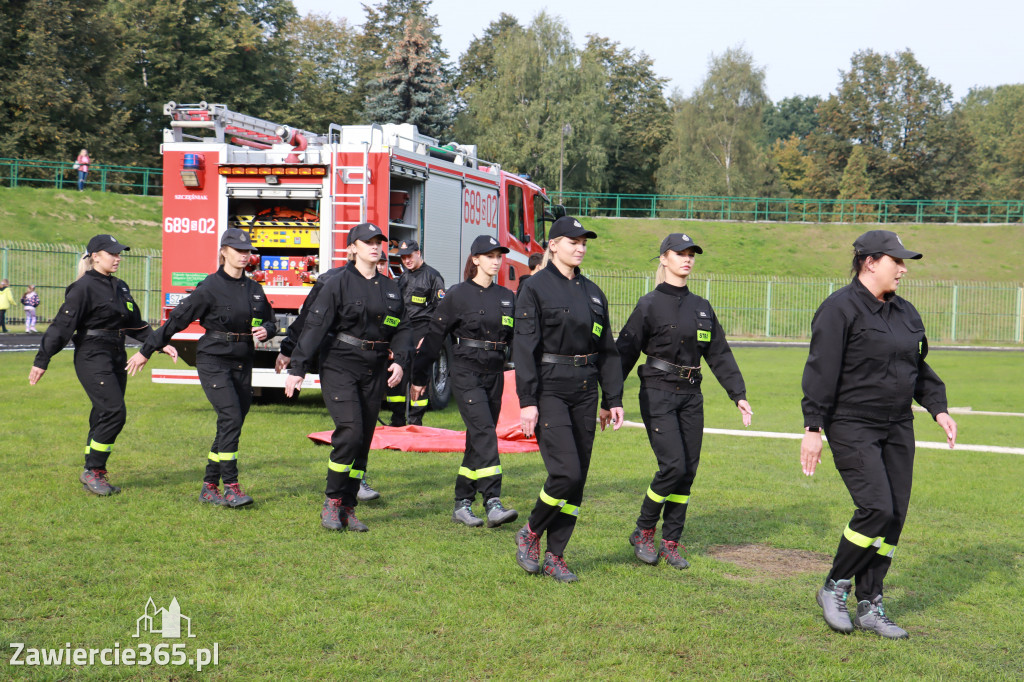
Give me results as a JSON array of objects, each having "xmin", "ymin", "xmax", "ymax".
[
  {"xmin": 959, "ymin": 84, "xmax": 1024, "ymax": 199},
  {"xmin": 455, "ymin": 13, "xmax": 524, "ymax": 95},
  {"xmin": 762, "ymin": 95, "xmax": 821, "ymax": 146},
  {"xmin": 583, "ymin": 36, "xmax": 671, "ymax": 195},
  {"xmin": 657, "ymin": 47, "xmax": 774, "ymax": 196},
  {"xmin": 771, "ymin": 135, "xmax": 815, "ymax": 197},
  {"xmin": 362, "ymin": 18, "xmax": 454, "ymax": 139},
  {"xmin": 456, "ymin": 13, "xmax": 612, "ymax": 194}
]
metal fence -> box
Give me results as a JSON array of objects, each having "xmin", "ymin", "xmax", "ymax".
[
  {"xmin": 0, "ymin": 158, "xmax": 163, "ymax": 195},
  {"xmin": 586, "ymin": 270, "xmax": 1024, "ymax": 344},
  {"xmin": 0, "ymin": 242, "xmax": 163, "ymax": 326},
  {"xmin": 555, "ymin": 192, "xmax": 1024, "ymax": 224}
]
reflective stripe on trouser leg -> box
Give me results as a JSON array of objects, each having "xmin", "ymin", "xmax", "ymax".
[
  {"xmin": 89, "ymin": 439, "xmax": 112, "ymax": 453},
  {"xmin": 843, "ymin": 524, "xmax": 881, "ymax": 548},
  {"xmin": 208, "ymin": 452, "xmax": 221, "ymax": 463},
  {"xmin": 538, "ymin": 488, "xmax": 581, "ymax": 517},
  {"xmin": 386, "ymin": 396, "xmax": 406, "ymax": 403},
  {"xmin": 204, "ymin": 452, "xmax": 221, "ymax": 485},
  {"xmin": 218, "ymin": 452, "xmax": 238, "ymax": 461},
  {"xmin": 410, "ymin": 398, "xmax": 428, "ymax": 407},
  {"xmin": 458, "ymin": 465, "xmax": 502, "ymax": 480},
  {"xmin": 219, "ymin": 452, "xmax": 239, "ymax": 484},
  {"xmin": 328, "ymin": 462, "xmax": 353, "ymax": 474}
]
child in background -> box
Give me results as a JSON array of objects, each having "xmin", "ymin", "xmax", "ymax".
[{"xmin": 22, "ymin": 285, "xmax": 40, "ymax": 332}]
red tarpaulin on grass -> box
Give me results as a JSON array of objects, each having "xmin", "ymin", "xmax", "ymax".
[{"xmin": 307, "ymin": 370, "xmax": 539, "ymax": 453}]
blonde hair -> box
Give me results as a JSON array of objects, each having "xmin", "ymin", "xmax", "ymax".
[
  {"xmin": 76, "ymin": 253, "xmax": 94, "ymax": 280},
  {"xmin": 654, "ymin": 263, "xmax": 667, "ymax": 285},
  {"xmin": 540, "ymin": 236, "xmax": 565, "ymax": 269}
]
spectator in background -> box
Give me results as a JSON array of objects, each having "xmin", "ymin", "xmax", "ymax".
[
  {"xmin": 21, "ymin": 285, "xmax": 40, "ymax": 333},
  {"xmin": 76, "ymin": 149, "xmax": 90, "ymax": 191},
  {"xmin": 516, "ymin": 252, "xmax": 544, "ymax": 295},
  {"xmin": 0, "ymin": 279, "xmax": 15, "ymax": 333}
]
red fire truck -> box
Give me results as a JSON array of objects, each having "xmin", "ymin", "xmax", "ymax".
[{"xmin": 154, "ymin": 102, "xmax": 554, "ymax": 403}]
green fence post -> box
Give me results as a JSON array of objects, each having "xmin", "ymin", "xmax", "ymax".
[
  {"xmin": 650, "ymin": 195, "xmax": 656, "ymax": 218},
  {"xmin": 1017, "ymin": 287, "xmax": 1023, "ymax": 343},
  {"xmin": 2, "ymin": 244, "xmax": 7, "ymax": 280},
  {"xmin": 142, "ymin": 169, "xmax": 150, "ymax": 196},
  {"xmin": 11, "ymin": 158, "xmax": 18, "ymax": 188},
  {"xmin": 950, "ymin": 284, "xmax": 958, "ymax": 341},
  {"xmin": 953, "ymin": 201, "xmax": 959, "ymax": 223}
]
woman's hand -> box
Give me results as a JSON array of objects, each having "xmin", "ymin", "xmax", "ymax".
[
  {"xmin": 125, "ymin": 352, "xmax": 149, "ymax": 376},
  {"xmin": 936, "ymin": 412, "xmax": 957, "ymax": 448},
  {"xmin": 520, "ymin": 406, "xmax": 539, "ymax": 438},
  {"xmin": 162, "ymin": 345, "xmax": 178, "ymax": 362},
  {"xmin": 411, "ymin": 384, "xmax": 426, "ymax": 402},
  {"xmin": 600, "ymin": 407, "xmax": 624, "ymax": 431},
  {"xmin": 28, "ymin": 366, "xmax": 45, "ymax": 385},
  {"xmin": 252, "ymin": 326, "xmax": 268, "ymax": 342},
  {"xmin": 800, "ymin": 429, "xmax": 823, "ymax": 476},
  {"xmin": 737, "ymin": 399, "xmax": 753, "ymax": 426},
  {"xmin": 387, "ymin": 363, "xmax": 404, "ymax": 388},
  {"xmin": 284, "ymin": 374, "xmax": 303, "ymax": 398}
]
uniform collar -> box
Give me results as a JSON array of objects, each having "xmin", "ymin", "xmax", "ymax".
[
  {"xmin": 467, "ymin": 277, "xmax": 493, "ymax": 290},
  {"xmin": 85, "ymin": 269, "xmax": 113, "ymax": 281},
  {"xmin": 544, "ymin": 260, "xmax": 580, "ymax": 281},
  {"xmin": 851, "ymin": 277, "xmax": 902, "ymax": 313},
  {"xmin": 216, "ymin": 266, "xmax": 244, "ymax": 282},
  {"xmin": 655, "ymin": 282, "xmax": 689, "ymax": 297}
]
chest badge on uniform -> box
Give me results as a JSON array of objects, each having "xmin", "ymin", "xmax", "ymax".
[
  {"xmin": 253, "ymin": 294, "xmax": 263, "ymax": 301},
  {"xmin": 501, "ymin": 300, "xmax": 513, "ymax": 307},
  {"xmin": 591, "ymin": 296, "xmax": 601, "ymax": 305},
  {"xmin": 698, "ymin": 311, "xmax": 708, "ymax": 318},
  {"xmin": 697, "ymin": 330, "xmax": 711, "ymax": 342},
  {"xmin": 386, "ymin": 291, "xmax": 398, "ymax": 299}
]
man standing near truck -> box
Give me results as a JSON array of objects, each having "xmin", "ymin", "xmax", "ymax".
[{"xmin": 387, "ymin": 240, "xmax": 445, "ymax": 426}]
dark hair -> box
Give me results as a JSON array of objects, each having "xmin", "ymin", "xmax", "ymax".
[
  {"xmin": 463, "ymin": 254, "xmax": 478, "ymax": 282},
  {"xmin": 528, "ymin": 252, "xmax": 543, "ymax": 270},
  {"xmin": 851, "ymin": 251, "xmax": 885, "ymax": 277}
]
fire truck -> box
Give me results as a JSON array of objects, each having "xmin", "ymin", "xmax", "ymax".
[{"xmin": 155, "ymin": 101, "xmax": 556, "ymax": 404}]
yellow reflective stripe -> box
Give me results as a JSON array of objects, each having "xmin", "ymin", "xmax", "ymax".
[
  {"xmin": 539, "ymin": 488, "xmax": 580, "ymax": 516},
  {"xmin": 843, "ymin": 524, "xmax": 880, "ymax": 549},
  {"xmin": 411, "ymin": 295, "xmax": 427, "ymax": 304},
  {"xmin": 349, "ymin": 469, "xmax": 365, "ymax": 480},
  {"xmin": 410, "ymin": 398, "xmax": 428, "ymax": 407},
  {"xmin": 84, "ymin": 446, "xmax": 90, "ymax": 455},
  {"xmin": 386, "ymin": 396, "xmax": 406, "ymax": 403},
  {"xmin": 561, "ymin": 503, "xmax": 580, "ymax": 517},
  {"xmin": 89, "ymin": 439, "xmax": 112, "ymax": 453},
  {"xmin": 328, "ymin": 462, "xmax": 352, "ymax": 473},
  {"xmin": 459, "ymin": 465, "xmax": 502, "ymax": 480},
  {"xmin": 646, "ymin": 487, "xmax": 667, "ymax": 504},
  {"xmin": 877, "ymin": 541, "xmax": 896, "ymax": 558},
  {"xmin": 208, "ymin": 452, "xmax": 221, "ymax": 463},
  {"xmin": 219, "ymin": 452, "xmax": 238, "ymax": 461},
  {"xmin": 666, "ymin": 493, "xmax": 689, "ymax": 504}
]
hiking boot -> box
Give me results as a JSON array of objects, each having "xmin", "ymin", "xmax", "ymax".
[
  {"xmin": 543, "ymin": 552, "xmax": 578, "ymax": 583},
  {"xmin": 816, "ymin": 578, "xmax": 854, "ymax": 633},
  {"xmin": 515, "ymin": 524, "xmax": 541, "ymax": 574},
  {"xmin": 199, "ymin": 482, "xmax": 226, "ymax": 506},
  {"xmin": 659, "ymin": 539, "xmax": 690, "ymax": 569},
  {"xmin": 80, "ymin": 469, "xmax": 120, "ymax": 496},
  {"xmin": 341, "ymin": 506, "xmax": 369, "ymax": 532},
  {"xmin": 854, "ymin": 595, "xmax": 909, "ymax": 639},
  {"xmin": 357, "ymin": 479, "xmax": 381, "ymax": 501},
  {"xmin": 452, "ymin": 499, "xmax": 485, "ymax": 527},
  {"xmin": 321, "ymin": 498, "xmax": 345, "ymax": 531},
  {"xmin": 484, "ymin": 497, "xmax": 518, "ymax": 528},
  {"xmin": 629, "ymin": 527, "xmax": 659, "ymax": 565},
  {"xmin": 222, "ymin": 482, "xmax": 253, "ymax": 508}
]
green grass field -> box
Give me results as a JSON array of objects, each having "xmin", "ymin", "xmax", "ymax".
[{"xmin": 2, "ymin": 346, "xmax": 1022, "ymax": 679}]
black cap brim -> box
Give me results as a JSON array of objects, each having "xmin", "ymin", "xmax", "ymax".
[{"xmin": 885, "ymin": 247, "xmax": 923, "ymax": 260}]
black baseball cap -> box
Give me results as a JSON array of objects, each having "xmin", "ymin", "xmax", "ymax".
[
  {"xmin": 470, "ymin": 234, "xmax": 509, "ymax": 255},
  {"xmin": 396, "ymin": 239, "xmax": 421, "ymax": 255},
  {"xmin": 549, "ymin": 216, "xmax": 597, "ymax": 241},
  {"xmin": 854, "ymin": 230, "xmax": 922, "ymax": 260},
  {"xmin": 220, "ymin": 227, "xmax": 256, "ymax": 251},
  {"xmin": 349, "ymin": 222, "xmax": 385, "ymax": 244},
  {"xmin": 660, "ymin": 233, "xmax": 703, "ymax": 255},
  {"xmin": 86, "ymin": 234, "xmax": 130, "ymax": 254}
]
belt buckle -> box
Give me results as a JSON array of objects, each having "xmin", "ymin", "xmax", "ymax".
[
  {"xmin": 573, "ymin": 354, "xmax": 587, "ymax": 367},
  {"xmin": 360, "ymin": 340, "xmax": 373, "ymax": 351},
  {"xmin": 485, "ymin": 341, "xmax": 497, "ymax": 351}
]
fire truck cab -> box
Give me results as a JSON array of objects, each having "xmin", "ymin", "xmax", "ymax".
[{"xmin": 156, "ymin": 102, "xmax": 554, "ymax": 403}]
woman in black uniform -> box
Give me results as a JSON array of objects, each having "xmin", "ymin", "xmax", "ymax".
[
  {"xmin": 284, "ymin": 222, "xmax": 411, "ymax": 533},
  {"xmin": 411, "ymin": 234, "xmax": 519, "ymax": 528},
  {"xmin": 127, "ymin": 228, "xmax": 277, "ymax": 507},
  {"xmin": 29, "ymin": 234, "xmax": 178, "ymax": 496},
  {"xmin": 802, "ymin": 230, "xmax": 957, "ymax": 639},
  {"xmin": 513, "ymin": 216, "xmax": 624, "ymax": 582},
  {"xmin": 616, "ymin": 233, "xmax": 752, "ymax": 570}
]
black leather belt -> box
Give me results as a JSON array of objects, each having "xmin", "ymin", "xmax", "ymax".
[
  {"xmin": 84, "ymin": 329, "xmax": 126, "ymax": 338},
  {"xmin": 457, "ymin": 338, "xmax": 507, "ymax": 351},
  {"xmin": 647, "ymin": 356, "xmax": 701, "ymax": 382},
  {"xmin": 206, "ymin": 330, "xmax": 250, "ymax": 342},
  {"xmin": 540, "ymin": 352, "xmax": 599, "ymax": 366},
  {"xmin": 335, "ymin": 332, "xmax": 389, "ymax": 351}
]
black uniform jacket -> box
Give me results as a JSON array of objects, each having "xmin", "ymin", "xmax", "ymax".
[
  {"xmin": 278, "ymin": 265, "xmax": 344, "ymax": 358},
  {"xmin": 397, "ymin": 263, "xmax": 445, "ymax": 338},
  {"xmin": 513, "ymin": 262, "xmax": 623, "ymax": 409},
  {"xmin": 34, "ymin": 269, "xmax": 153, "ymax": 369},
  {"xmin": 801, "ymin": 277, "xmax": 948, "ymax": 429},
  {"xmin": 288, "ymin": 262, "xmax": 412, "ymax": 378},
  {"xmin": 412, "ymin": 279, "xmax": 515, "ymax": 385},
  {"xmin": 141, "ymin": 267, "xmax": 277, "ymax": 361},
  {"xmin": 617, "ymin": 283, "xmax": 746, "ymax": 402}
]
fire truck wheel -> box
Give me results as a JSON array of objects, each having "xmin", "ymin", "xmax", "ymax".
[{"xmin": 428, "ymin": 339, "xmax": 452, "ymax": 410}]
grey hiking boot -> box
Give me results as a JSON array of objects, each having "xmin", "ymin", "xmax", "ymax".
[
  {"xmin": 222, "ymin": 482, "xmax": 253, "ymax": 508},
  {"xmin": 659, "ymin": 539, "xmax": 690, "ymax": 569},
  {"xmin": 199, "ymin": 482, "xmax": 226, "ymax": 506},
  {"xmin": 321, "ymin": 497, "xmax": 345, "ymax": 531},
  {"xmin": 484, "ymin": 498, "xmax": 518, "ymax": 528},
  {"xmin": 357, "ymin": 479, "xmax": 381, "ymax": 501},
  {"xmin": 80, "ymin": 469, "xmax": 120, "ymax": 496},
  {"xmin": 543, "ymin": 552, "xmax": 579, "ymax": 583},
  {"xmin": 629, "ymin": 526, "xmax": 659, "ymax": 565},
  {"xmin": 452, "ymin": 499, "xmax": 485, "ymax": 527},
  {"xmin": 341, "ymin": 505, "xmax": 369, "ymax": 532},
  {"xmin": 515, "ymin": 524, "xmax": 541, "ymax": 574},
  {"xmin": 854, "ymin": 595, "xmax": 909, "ymax": 639},
  {"xmin": 816, "ymin": 578, "xmax": 854, "ymax": 633}
]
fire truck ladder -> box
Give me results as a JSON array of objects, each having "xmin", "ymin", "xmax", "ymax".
[
  {"xmin": 329, "ymin": 123, "xmax": 382, "ymax": 261},
  {"xmin": 164, "ymin": 101, "xmax": 325, "ymax": 148}
]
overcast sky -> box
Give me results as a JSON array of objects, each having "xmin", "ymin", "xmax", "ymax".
[{"xmin": 291, "ymin": 0, "xmax": 1022, "ymax": 102}]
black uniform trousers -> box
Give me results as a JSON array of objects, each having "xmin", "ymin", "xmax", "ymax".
[
  {"xmin": 452, "ymin": 367, "xmax": 504, "ymax": 502},
  {"xmin": 527, "ymin": 385, "xmax": 598, "ymax": 557},
  {"xmin": 320, "ymin": 349, "xmax": 388, "ymax": 506},
  {"xmin": 387, "ymin": 342, "xmax": 428, "ymax": 424},
  {"xmin": 197, "ymin": 357, "xmax": 253, "ymax": 485},
  {"xmin": 636, "ymin": 388, "xmax": 704, "ymax": 542},
  {"xmin": 73, "ymin": 339, "xmax": 128, "ymax": 470},
  {"xmin": 825, "ymin": 416, "xmax": 915, "ymax": 602}
]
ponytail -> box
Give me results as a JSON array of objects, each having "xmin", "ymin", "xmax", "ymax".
[{"xmin": 76, "ymin": 253, "xmax": 93, "ymax": 280}]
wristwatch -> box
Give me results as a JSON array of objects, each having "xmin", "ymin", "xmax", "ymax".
[{"xmin": 805, "ymin": 426, "xmax": 820, "ymax": 433}]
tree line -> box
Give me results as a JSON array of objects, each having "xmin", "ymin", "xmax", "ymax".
[{"xmin": 1, "ymin": 0, "xmax": 1021, "ymax": 201}]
